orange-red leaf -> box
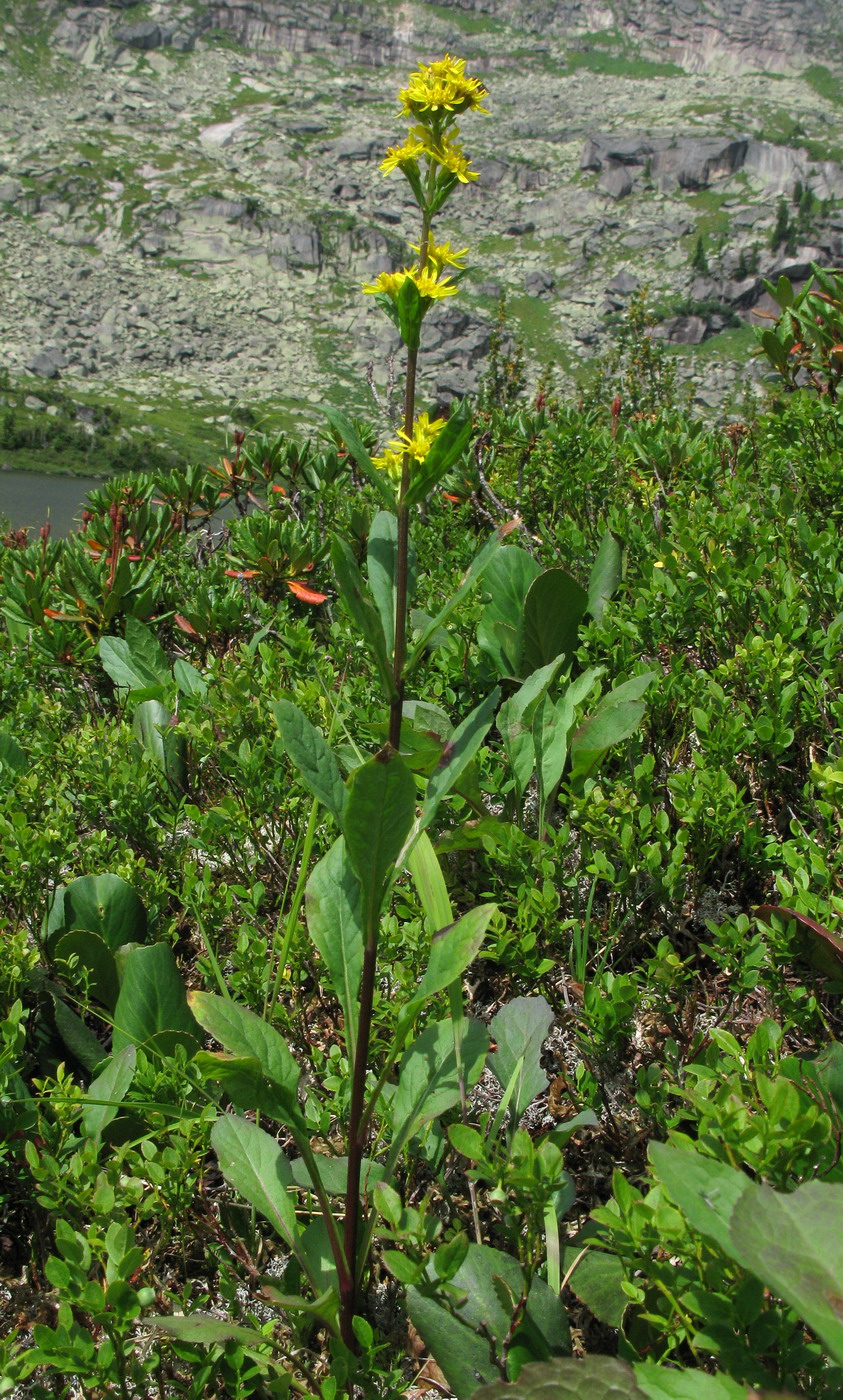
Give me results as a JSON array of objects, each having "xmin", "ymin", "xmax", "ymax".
[
  {"xmin": 173, "ymin": 613, "xmax": 199, "ymax": 636},
  {"xmin": 287, "ymin": 579, "xmax": 328, "ymax": 604}
]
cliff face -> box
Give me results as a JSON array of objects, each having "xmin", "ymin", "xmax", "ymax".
[
  {"xmin": 181, "ymin": 0, "xmax": 842, "ymax": 75},
  {"xmin": 1, "ymin": 0, "xmax": 842, "ymax": 427},
  {"xmin": 428, "ymin": 0, "xmax": 843, "ymax": 74}
]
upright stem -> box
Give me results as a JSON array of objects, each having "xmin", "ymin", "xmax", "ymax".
[
  {"xmin": 341, "ymin": 902, "xmax": 379, "ymax": 1347},
  {"xmin": 389, "ymin": 209, "xmax": 431, "ymax": 751},
  {"xmin": 343, "ymin": 208, "xmax": 433, "ymax": 1351}
]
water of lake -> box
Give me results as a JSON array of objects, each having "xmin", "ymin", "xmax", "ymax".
[{"xmin": 0, "ymin": 471, "xmax": 103, "ymax": 538}]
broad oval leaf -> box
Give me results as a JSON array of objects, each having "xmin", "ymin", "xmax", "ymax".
[
  {"xmin": 112, "ymin": 943, "xmax": 201, "ymax": 1057},
  {"xmin": 522, "ymin": 568, "xmax": 588, "ymax": 676}
]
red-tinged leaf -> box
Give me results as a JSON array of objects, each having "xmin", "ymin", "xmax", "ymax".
[
  {"xmin": 44, "ymin": 607, "xmax": 74, "ymax": 620},
  {"xmin": 756, "ymin": 904, "xmax": 843, "ymax": 976},
  {"xmin": 287, "ymin": 580, "xmax": 328, "ymax": 604},
  {"xmin": 442, "ymin": 492, "xmax": 462, "ymax": 503},
  {"xmin": 222, "ymin": 457, "xmax": 234, "ymax": 477},
  {"xmin": 173, "ymin": 614, "xmax": 199, "ymax": 637},
  {"xmin": 271, "ymin": 484, "xmax": 287, "ymax": 494},
  {"xmin": 225, "ymin": 568, "xmax": 261, "ymax": 579}
]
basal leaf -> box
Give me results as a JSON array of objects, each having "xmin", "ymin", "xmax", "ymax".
[
  {"xmin": 522, "ymin": 569, "xmax": 588, "ymax": 676},
  {"xmin": 112, "ymin": 944, "xmax": 201, "ymax": 1058},
  {"xmin": 393, "ymin": 1017, "xmax": 488, "ymax": 1148},
  {"xmin": 487, "ymin": 996, "xmax": 554, "ymax": 1127}
]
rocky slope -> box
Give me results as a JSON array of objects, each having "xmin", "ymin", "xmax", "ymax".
[{"xmin": 1, "ymin": 0, "xmax": 842, "ymax": 448}]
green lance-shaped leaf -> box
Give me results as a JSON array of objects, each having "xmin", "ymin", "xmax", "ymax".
[
  {"xmin": 397, "ymin": 274, "xmax": 423, "ymax": 350},
  {"xmin": 133, "ymin": 700, "xmax": 187, "ymax": 788},
  {"xmin": 405, "ymin": 520, "xmax": 519, "ymax": 675},
  {"xmin": 498, "ymin": 656, "xmax": 572, "ymax": 802},
  {"xmin": 173, "ymin": 658, "xmax": 207, "ymax": 698},
  {"xmin": 522, "ymin": 568, "xmax": 588, "ymax": 676},
  {"xmin": 403, "ymin": 399, "xmax": 474, "ymax": 508},
  {"xmin": 99, "ymin": 616, "xmax": 171, "ymax": 696},
  {"xmin": 343, "ymin": 749, "xmax": 416, "ymax": 930},
  {"xmin": 407, "ymin": 829, "xmax": 453, "ymax": 931},
  {"xmin": 569, "ymin": 671, "xmax": 657, "ymax": 786},
  {"xmin": 189, "ymin": 991, "xmax": 303, "ymax": 1126},
  {"xmin": 476, "ymin": 545, "xmax": 542, "ymax": 679},
  {"xmin": 587, "ymin": 529, "xmax": 623, "ymax": 623},
  {"xmin": 153, "ymin": 1313, "xmax": 277, "ymax": 1353},
  {"xmin": 487, "ymin": 995, "xmax": 554, "ymax": 1128},
  {"xmin": 323, "ymin": 406, "xmax": 393, "ymax": 508},
  {"xmin": 402, "ymin": 904, "xmax": 497, "ymax": 1025},
  {"xmin": 367, "ymin": 511, "xmax": 417, "ymax": 658},
  {"xmin": 391, "ymin": 1016, "xmax": 489, "ymax": 1153},
  {"xmin": 420, "ymin": 688, "xmax": 500, "ymax": 830},
  {"xmin": 533, "ymin": 666, "xmax": 603, "ymax": 805},
  {"xmin": 330, "ymin": 536, "xmax": 398, "ymax": 702},
  {"xmin": 81, "ymin": 1045, "xmax": 136, "ymax": 1143},
  {"xmin": 211, "ymin": 1115, "xmax": 303, "ymax": 1263},
  {"xmin": 272, "ymin": 700, "xmax": 347, "ymax": 826},
  {"xmin": 112, "ymin": 944, "xmax": 201, "ymax": 1059},
  {"xmin": 306, "ymin": 837, "xmax": 364, "ymax": 1058}
]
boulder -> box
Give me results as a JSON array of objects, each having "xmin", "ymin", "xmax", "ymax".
[
  {"xmin": 25, "ymin": 348, "xmax": 66, "ymax": 378},
  {"xmin": 606, "ymin": 269, "xmax": 640, "ymax": 296},
  {"xmin": 650, "ymin": 315, "xmax": 707, "ymax": 344},
  {"xmin": 114, "ymin": 21, "xmax": 162, "ymax": 51},
  {"xmin": 599, "ymin": 164, "xmax": 634, "ymax": 200},
  {"xmin": 524, "ymin": 269, "xmax": 556, "ymax": 297}
]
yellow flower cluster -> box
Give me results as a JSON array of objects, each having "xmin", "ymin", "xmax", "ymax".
[
  {"xmin": 362, "ymin": 264, "xmax": 458, "ymax": 304},
  {"xmin": 380, "ymin": 124, "xmax": 478, "ymax": 183},
  {"xmin": 410, "ymin": 237, "xmax": 468, "ymax": 276},
  {"xmin": 398, "ymin": 54, "xmax": 488, "ymax": 116},
  {"xmin": 372, "ymin": 412, "xmax": 446, "ymax": 481}
]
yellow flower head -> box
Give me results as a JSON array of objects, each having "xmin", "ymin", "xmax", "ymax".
[
  {"xmin": 372, "ymin": 412, "xmax": 446, "ymax": 481},
  {"xmin": 398, "ymin": 54, "xmax": 489, "ymax": 117},
  {"xmin": 416, "ymin": 124, "xmax": 478, "ymax": 182},
  {"xmin": 379, "ymin": 133, "xmax": 426, "ymax": 175},
  {"xmin": 410, "ymin": 236, "xmax": 469, "ymax": 276},
  {"xmin": 362, "ymin": 265, "xmax": 458, "ymax": 303}
]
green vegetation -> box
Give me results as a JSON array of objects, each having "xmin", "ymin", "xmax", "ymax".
[
  {"xmin": 2, "ymin": 46, "xmax": 843, "ymax": 1400},
  {"xmin": 564, "ymin": 45, "xmax": 684, "ymax": 80},
  {"xmin": 803, "ymin": 63, "xmax": 843, "ymax": 107},
  {"xmin": 1, "ymin": 279, "xmax": 842, "ymax": 1399}
]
